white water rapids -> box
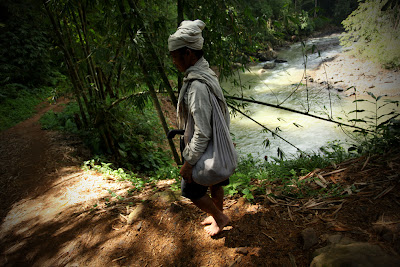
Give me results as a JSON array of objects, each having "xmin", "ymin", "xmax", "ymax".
[{"xmin": 222, "ymin": 34, "xmax": 399, "ymax": 160}]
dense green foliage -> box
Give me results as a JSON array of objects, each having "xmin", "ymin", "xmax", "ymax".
[
  {"xmin": 340, "ymin": 0, "xmax": 400, "ymax": 69},
  {"xmin": 0, "ymin": 1, "xmax": 59, "ymax": 130},
  {"xmin": 40, "ymin": 99, "xmax": 172, "ymax": 172},
  {"xmin": 0, "ymin": 1, "xmax": 54, "ymax": 90},
  {"xmin": 0, "ymin": 87, "xmax": 51, "ymax": 131}
]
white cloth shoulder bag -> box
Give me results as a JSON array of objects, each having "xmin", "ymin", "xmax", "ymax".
[{"xmin": 184, "ymin": 88, "xmax": 238, "ymax": 186}]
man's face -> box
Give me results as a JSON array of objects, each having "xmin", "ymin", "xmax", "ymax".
[{"xmin": 170, "ymin": 49, "xmax": 189, "ymax": 73}]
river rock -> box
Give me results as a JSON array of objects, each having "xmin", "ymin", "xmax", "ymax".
[
  {"xmin": 262, "ymin": 62, "xmax": 276, "ymax": 69},
  {"xmin": 310, "ymin": 239, "xmax": 400, "ymax": 267},
  {"xmin": 232, "ymin": 62, "xmax": 243, "ymax": 69},
  {"xmin": 274, "ymin": 59, "xmax": 287, "ymax": 63},
  {"xmin": 256, "ymin": 49, "xmax": 277, "ymax": 61},
  {"xmin": 258, "ymin": 69, "xmax": 267, "ymax": 74}
]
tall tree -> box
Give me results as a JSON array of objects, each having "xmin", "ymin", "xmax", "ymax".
[
  {"xmin": 44, "ymin": 0, "xmax": 181, "ymax": 170},
  {"xmin": 340, "ymin": 0, "xmax": 400, "ymax": 69}
]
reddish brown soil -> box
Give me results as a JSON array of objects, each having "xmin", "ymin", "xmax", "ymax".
[{"xmin": 1, "ymin": 98, "xmax": 400, "ymax": 267}]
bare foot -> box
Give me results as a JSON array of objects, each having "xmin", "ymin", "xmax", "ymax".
[
  {"xmin": 204, "ymin": 214, "xmax": 230, "ymax": 236},
  {"xmin": 201, "ymin": 216, "xmax": 215, "ymax": 225}
]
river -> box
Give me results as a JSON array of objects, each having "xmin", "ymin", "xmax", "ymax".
[{"xmin": 222, "ymin": 34, "xmax": 399, "ymax": 160}]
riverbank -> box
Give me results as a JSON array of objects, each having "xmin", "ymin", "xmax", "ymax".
[{"xmin": 308, "ymin": 44, "xmax": 400, "ymax": 97}]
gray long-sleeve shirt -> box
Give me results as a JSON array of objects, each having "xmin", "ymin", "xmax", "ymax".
[
  {"xmin": 179, "ymin": 57, "xmax": 230, "ymax": 166},
  {"xmin": 182, "ymin": 80, "xmax": 213, "ymax": 165}
]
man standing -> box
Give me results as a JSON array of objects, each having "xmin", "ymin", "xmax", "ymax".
[{"xmin": 168, "ymin": 20, "xmax": 231, "ymax": 236}]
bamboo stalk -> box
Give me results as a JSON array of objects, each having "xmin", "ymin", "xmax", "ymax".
[
  {"xmin": 117, "ymin": 1, "xmax": 181, "ymax": 165},
  {"xmin": 44, "ymin": 2, "xmax": 89, "ymax": 126},
  {"xmin": 127, "ymin": 0, "xmax": 178, "ymax": 107},
  {"xmin": 138, "ymin": 55, "xmax": 181, "ymax": 165}
]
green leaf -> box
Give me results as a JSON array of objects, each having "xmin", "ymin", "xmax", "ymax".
[
  {"xmin": 288, "ymin": 16, "xmax": 300, "ymax": 26},
  {"xmin": 273, "ymin": 21, "xmax": 282, "ymax": 28},
  {"xmin": 263, "ymin": 138, "xmax": 270, "ymax": 148},
  {"xmin": 367, "ymin": 92, "xmax": 377, "ymax": 100},
  {"xmin": 349, "ymin": 119, "xmax": 367, "ymax": 123},
  {"xmin": 348, "ymin": 146, "xmax": 357, "ymax": 152},
  {"xmin": 348, "ymin": 109, "xmax": 365, "ymax": 113},
  {"xmin": 118, "ymin": 149, "xmax": 127, "ymax": 158},
  {"xmin": 311, "ymin": 44, "xmax": 317, "ymax": 54}
]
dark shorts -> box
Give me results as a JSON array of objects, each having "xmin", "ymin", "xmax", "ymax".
[{"xmin": 181, "ymin": 178, "xmax": 230, "ymax": 200}]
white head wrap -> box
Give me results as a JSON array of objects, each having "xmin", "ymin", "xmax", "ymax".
[{"xmin": 168, "ymin": 20, "xmax": 206, "ymax": 51}]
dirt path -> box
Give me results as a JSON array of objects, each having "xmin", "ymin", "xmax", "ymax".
[{"xmin": 1, "ymin": 97, "xmax": 400, "ymax": 266}]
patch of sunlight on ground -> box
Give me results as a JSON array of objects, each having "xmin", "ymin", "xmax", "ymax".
[{"xmin": 0, "ymin": 167, "xmax": 133, "ymax": 239}]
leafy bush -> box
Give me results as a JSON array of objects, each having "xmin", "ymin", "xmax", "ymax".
[
  {"xmin": 0, "ymin": 86, "xmax": 51, "ymax": 131},
  {"xmin": 40, "ymin": 102, "xmax": 78, "ymax": 131},
  {"xmin": 340, "ymin": 0, "xmax": 400, "ymax": 69},
  {"xmin": 40, "ymin": 99, "xmax": 172, "ymax": 173},
  {"xmin": 346, "ymin": 92, "xmax": 400, "ymax": 155},
  {"xmin": 0, "ymin": 1, "xmax": 54, "ymax": 89}
]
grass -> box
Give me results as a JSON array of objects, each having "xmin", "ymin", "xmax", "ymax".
[
  {"xmin": 81, "ymin": 140, "xmax": 357, "ymax": 201},
  {"xmin": 0, "ymin": 87, "xmax": 51, "ymax": 131},
  {"xmin": 83, "ymin": 157, "xmax": 181, "ymax": 194},
  {"xmin": 225, "ymin": 141, "xmax": 355, "ymax": 200}
]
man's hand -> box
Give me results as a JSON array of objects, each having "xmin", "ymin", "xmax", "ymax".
[{"xmin": 180, "ymin": 161, "xmax": 193, "ymax": 183}]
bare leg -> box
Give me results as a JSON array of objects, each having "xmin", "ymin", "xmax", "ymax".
[
  {"xmin": 211, "ymin": 185, "xmax": 224, "ymax": 210},
  {"xmin": 193, "ymin": 192, "xmax": 229, "ymax": 236},
  {"xmin": 201, "ymin": 185, "xmax": 224, "ymax": 225}
]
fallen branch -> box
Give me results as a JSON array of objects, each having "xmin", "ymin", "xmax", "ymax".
[
  {"xmin": 299, "ymin": 169, "xmax": 320, "ymax": 181},
  {"xmin": 374, "ymin": 185, "xmax": 396, "ymax": 200},
  {"xmin": 361, "ymin": 156, "xmax": 370, "ymax": 171},
  {"xmin": 262, "ymin": 232, "xmax": 276, "ymax": 242},
  {"xmin": 112, "ymin": 256, "xmax": 127, "ymax": 262},
  {"xmin": 321, "ymin": 168, "xmax": 347, "ymax": 177},
  {"xmin": 287, "ymin": 206, "xmax": 294, "ymax": 221}
]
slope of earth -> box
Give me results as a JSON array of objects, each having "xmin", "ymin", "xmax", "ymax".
[{"xmin": 1, "ymin": 97, "xmax": 400, "ymax": 266}]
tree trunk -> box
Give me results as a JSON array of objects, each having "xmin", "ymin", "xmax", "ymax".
[
  {"xmin": 314, "ymin": 0, "xmax": 317, "ymax": 18},
  {"xmin": 138, "ymin": 55, "xmax": 182, "ymax": 165},
  {"xmin": 44, "ymin": 2, "xmax": 89, "ymax": 126}
]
